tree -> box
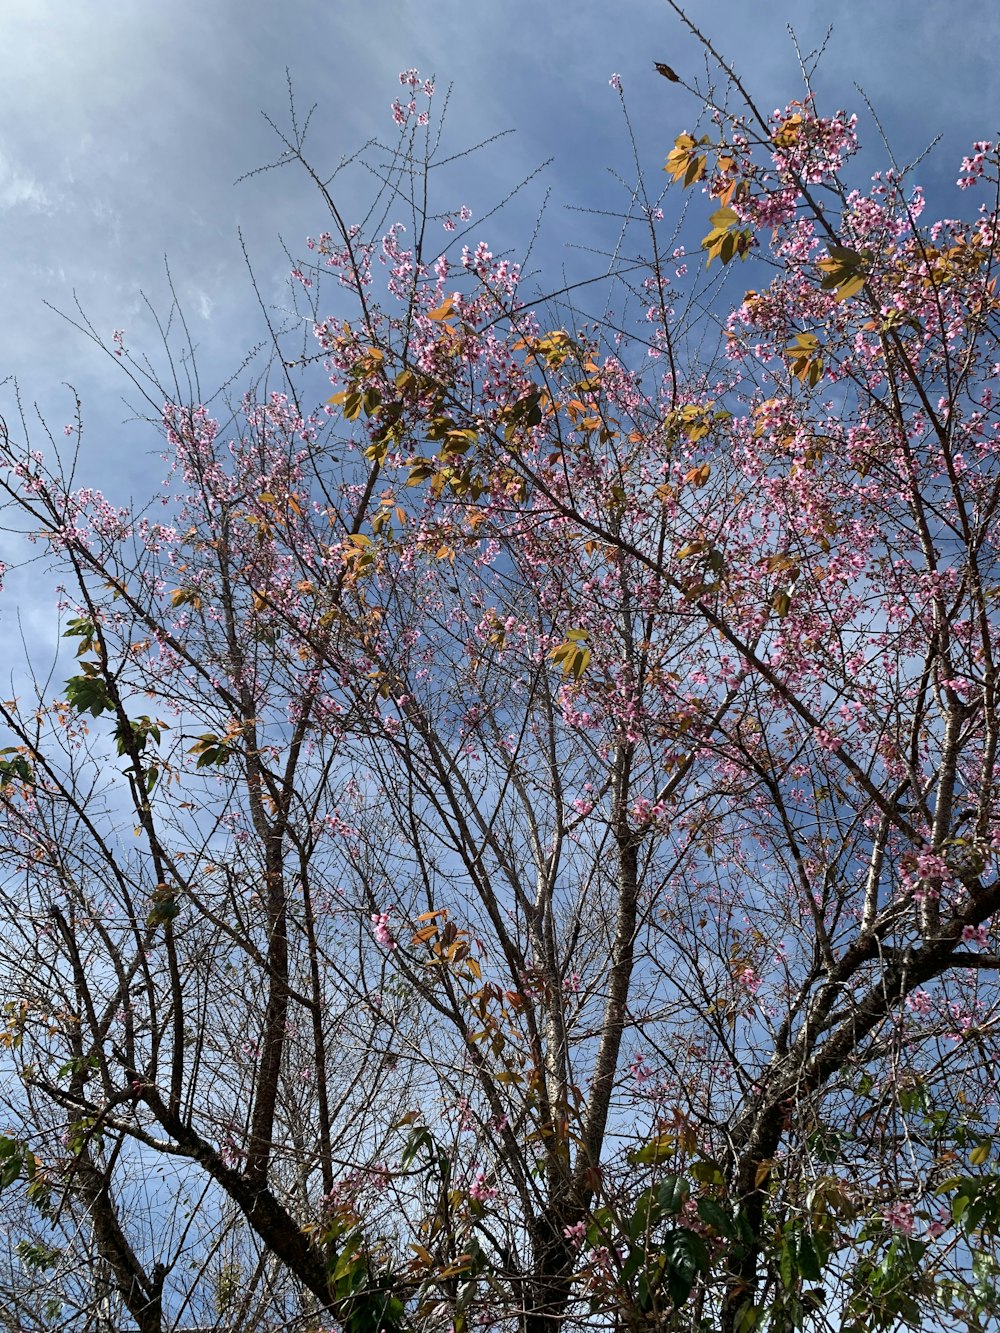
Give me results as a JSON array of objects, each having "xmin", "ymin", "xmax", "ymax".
[{"xmin": 1, "ymin": 21, "xmax": 1000, "ymax": 1333}]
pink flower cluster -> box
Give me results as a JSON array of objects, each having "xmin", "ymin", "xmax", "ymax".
[
  {"xmin": 468, "ymin": 1172, "xmax": 497, "ymax": 1203},
  {"xmin": 391, "ymin": 69, "xmax": 434, "ymax": 128},
  {"xmin": 630, "ymin": 797, "xmax": 667, "ymax": 826},
  {"xmin": 738, "ymin": 967, "xmax": 762, "ymax": 995},
  {"xmin": 958, "ymin": 140, "xmax": 995, "ymax": 189},
  {"xmin": 906, "ymin": 989, "xmax": 933, "ymax": 1016},
  {"xmin": 769, "ymin": 102, "xmax": 859, "ymax": 186},
  {"xmin": 371, "ymin": 912, "xmax": 396, "ymax": 950},
  {"xmin": 884, "ymin": 1199, "xmax": 914, "ymax": 1235},
  {"xmin": 961, "ymin": 923, "xmax": 989, "ymax": 948}
]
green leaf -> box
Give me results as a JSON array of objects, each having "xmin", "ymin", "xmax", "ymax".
[
  {"xmin": 0, "ymin": 754, "xmax": 34, "ymax": 788},
  {"xmin": 401, "ymin": 1125, "xmax": 433, "ymax": 1170},
  {"xmin": 658, "ymin": 1174, "xmax": 690, "ymax": 1214},
  {"xmin": 696, "ymin": 1196, "xmax": 732, "ymax": 1235},
  {"xmin": 187, "ymin": 734, "xmax": 232, "ymax": 768},
  {"xmin": 970, "ymin": 1142, "xmax": 991, "ymax": 1167},
  {"xmin": 779, "ymin": 1234, "xmax": 796, "ymax": 1289},
  {"xmin": 689, "ymin": 1159, "xmax": 725, "ymax": 1185},
  {"xmin": 734, "ymin": 1301, "xmax": 762, "ymax": 1333},
  {"xmin": 16, "ymin": 1240, "xmax": 60, "ymax": 1272},
  {"xmin": 797, "ymin": 1230, "xmax": 822, "ymax": 1282},
  {"xmin": 62, "ymin": 616, "xmax": 97, "ymax": 654},
  {"xmin": 629, "ymin": 1187, "xmax": 661, "ymax": 1241},
  {"xmin": 0, "ymin": 1137, "xmax": 26, "ymax": 1190},
  {"xmin": 620, "ymin": 1247, "xmax": 646, "ymax": 1286},
  {"xmin": 662, "ymin": 1228, "xmax": 708, "ymax": 1307},
  {"xmin": 146, "ymin": 884, "xmax": 181, "ymax": 928},
  {"xmin": 64, "ymin": 672, "xmax": 113, "ymax": 718}
]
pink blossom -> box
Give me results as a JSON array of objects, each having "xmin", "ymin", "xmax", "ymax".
[
  {"xmin": 469, "ymin": 1172, "xmax": 497, "ymax": 1203},
  {"xmin": 738, "ymin": 967, "xmax": 762, "ymax": 994},
  {"xmin": 371, "ymin": 912, "xmax": 396, "ymax": 950},
  {"xmin": 630, "ymin": 797, "xmax": 666, "ymax": 825},
  {"xmin": 946, "ymin": 1001, "xmax": 976, "ymax": 1041},
  {"xmin": 884, "ymin": 1200, "xmax": 915, "ymax": 1235},
  {"xmin": 629, "ymin": 1053, "xmax": 652, "ymax": 1084},
  {"xmin": 906, "ymin": 989, "xmax": 932, "ymax": 1016}
]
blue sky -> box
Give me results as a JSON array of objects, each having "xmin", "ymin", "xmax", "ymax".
[{"xmin": 0, "ymin": 0, "xmax": 996, "ymax": 507}]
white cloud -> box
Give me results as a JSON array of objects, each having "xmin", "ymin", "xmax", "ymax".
[
  {"xmin": 0, "ymin": 146, "xmax": 50, "ymax": 212},
  {"xmin": 195, "ymin": 287, "xmax": 215, "ymax": 322}
]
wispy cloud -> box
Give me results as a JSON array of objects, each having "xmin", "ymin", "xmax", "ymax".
[{"xmin": 0, "ymin": 146, "xmax": 51, "ymax": 212}]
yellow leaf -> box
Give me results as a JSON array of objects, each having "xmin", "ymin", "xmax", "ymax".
[
  {"xmin": 833, "ymin": 272, "xmax": 865, "ymax": 301},
  {"xmin": 549, "ymin": 629, "xmax": 592, "ymax": 680},
  {"xmin": 765, "ymin": 553, "xmax": 798, "ymax": 573},
  {"xmin": 664, "ymin": 133, "xmax": 707, "ymax": 187},
  {"xmin": 428, "ymin": 297, "xmax": 457, "ymax": 322},
  {"xmin": 709, "ymin": 205, "xmax": 739, "ymax": 231},
  {"xmin": 773, "ymin": 113, "xmax": 804, "ymax": 149},
  {"xmin": 970, "ymin": 1141, "xmax": 991, "ymax": 1167},
  {"xmin": 406, "ymin": 459, "xmax": 436, "ymax": 486},
  {"xmin": 438, "ymin": 1254, "xmax": 475, "ymax": 1278},
  {"xmin": 817, "ymin": 246, "xmax": 867, "ymax": 301}
]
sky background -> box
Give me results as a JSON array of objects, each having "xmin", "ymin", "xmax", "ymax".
[{"xmin": 0, "ymin": 0, "xmax": 996, "ymax": 637}]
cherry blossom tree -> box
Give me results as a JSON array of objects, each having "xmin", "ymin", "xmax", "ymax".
[{"xmin": 1, "ymin": 24, "xmax": 1000, "ymax": 1333}]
